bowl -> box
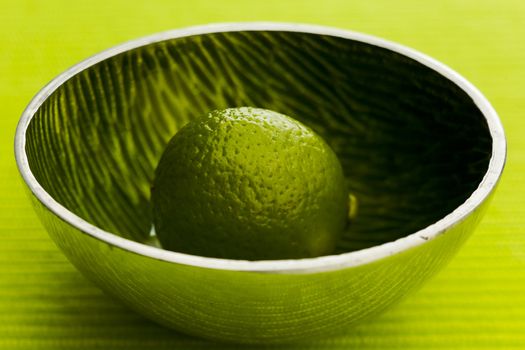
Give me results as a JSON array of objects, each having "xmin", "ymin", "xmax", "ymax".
[{"xmin": 15, "ymin": 23, "xmax": 506, "ymax": 344}]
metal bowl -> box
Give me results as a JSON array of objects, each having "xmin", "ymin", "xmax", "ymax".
[{"xmin": 15, "ymin": 23, "xmax": 506, "ymax": 344}]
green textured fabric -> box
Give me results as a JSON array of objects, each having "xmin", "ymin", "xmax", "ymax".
[{"xmin": 1, "ymin": 1, "xmax": 523, "ymax": 349}]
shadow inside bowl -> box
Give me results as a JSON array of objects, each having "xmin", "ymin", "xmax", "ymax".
[{"xmin": 24, "ymin": 30, "xmax": 492, "ymax": 252}]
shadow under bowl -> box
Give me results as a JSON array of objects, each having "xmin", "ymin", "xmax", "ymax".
[{"xmin": 15, "ymin": 23, "xmax": 505, "ymax": 344}]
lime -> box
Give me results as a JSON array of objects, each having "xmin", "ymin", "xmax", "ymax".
[{"xmin": 151, "ymin": 107, "xmax": 348, "ymax": 260}]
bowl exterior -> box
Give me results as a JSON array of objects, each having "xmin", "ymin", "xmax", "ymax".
[{"xmin": 28, "ymin": 189, "xmax": 492, "ymax": 343}]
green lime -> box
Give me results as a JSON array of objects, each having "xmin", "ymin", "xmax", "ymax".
[{"xmin": 151, "ymin": 107, "xmax": 348, "ymax": 260}]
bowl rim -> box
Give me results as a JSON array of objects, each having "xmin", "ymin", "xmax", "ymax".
[{"xmin": 14, "ymin": 22, "xmax": 506, "ymax": 274}]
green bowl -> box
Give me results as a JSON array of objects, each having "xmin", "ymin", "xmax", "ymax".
[{"xmin": 15, "ymin": 23, "xmax": 506, "ymax": 343}]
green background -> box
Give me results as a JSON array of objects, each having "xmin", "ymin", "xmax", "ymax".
[{"xmin": 1, "ymin": 1, "xmax": 524, "ymax": 349}]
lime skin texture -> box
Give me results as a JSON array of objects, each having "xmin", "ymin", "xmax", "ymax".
[{"xmin": 151, "ymin": 107, "xmax": 348, "ymax": 260}]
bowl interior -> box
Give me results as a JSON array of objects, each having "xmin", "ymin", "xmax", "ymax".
[{"xmin": 24, "ymin": 30, "xmax": 492, "ymax": 253}]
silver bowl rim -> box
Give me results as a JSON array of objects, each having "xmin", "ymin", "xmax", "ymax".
[{"xmin": 14, "ymin": 22, "xmax": 506, "ymax": 274}]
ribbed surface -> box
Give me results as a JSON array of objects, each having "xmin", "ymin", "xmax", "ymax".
[
  {"xmin": 26, "ymin": 30, "xmax": 490, "ymax": 250},
  {"xmin": 2, "ymin": 0, "xmax": 524, "ymax": 349}
]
